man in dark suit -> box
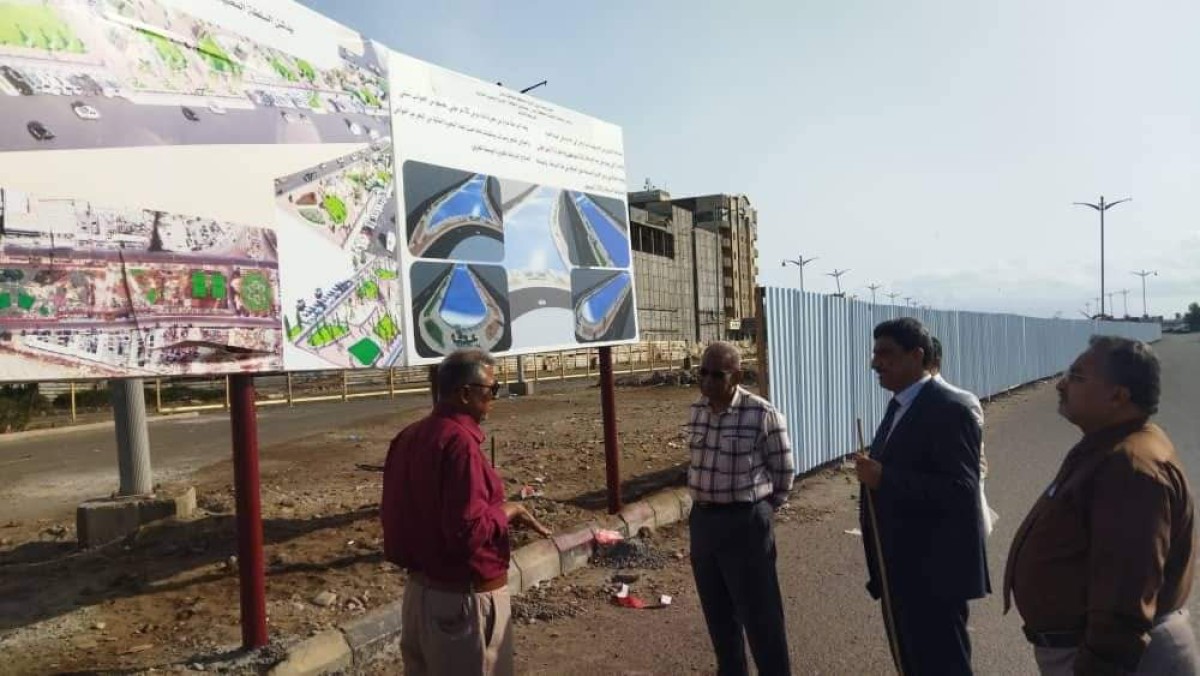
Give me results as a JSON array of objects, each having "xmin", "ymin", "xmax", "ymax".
[{"xmin": 854, "ymin": 317, "xmax": 991, "ymax": 674}]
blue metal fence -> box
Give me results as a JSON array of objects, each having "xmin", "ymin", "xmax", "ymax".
[{"xmin": 763, "ymin": 288, "xmax": 1162, "ymax": 474}]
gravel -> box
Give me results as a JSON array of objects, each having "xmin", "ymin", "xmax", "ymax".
[{"xmin": 589, "ymin": 538, "xmax": 671, "ymax": 570}]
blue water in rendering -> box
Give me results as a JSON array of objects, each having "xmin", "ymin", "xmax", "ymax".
[
  {"xmin": 572, "ymin": 192, "xmax": 629, "ymax": 267},
  {"xmin": 429, "ymin": 175, "xmax": 497, "ymax": 231},
  {"xmin": 505, "ymin": 186, "xmax": 568, "ymax": 273},
  {"xmin": 581, "ymin": 273, "xmax": 629, "ymax": 324},
  {"xmin": 440, "ymin": 264, "xmax": 487, "ymax": 327}
]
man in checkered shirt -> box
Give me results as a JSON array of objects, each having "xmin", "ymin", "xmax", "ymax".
[{"xmin": 686, "ymin": 341, "xmax": 794, "ymax": 676}]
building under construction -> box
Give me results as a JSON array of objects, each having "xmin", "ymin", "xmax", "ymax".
[{"xmin": 627, "ymin": 189, "xmax": 757, "ymax": 343}]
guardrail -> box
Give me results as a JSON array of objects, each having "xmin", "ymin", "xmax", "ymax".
[{"xmin": 34, "ymin": 341, "xmax": 756, "ymax": 423}]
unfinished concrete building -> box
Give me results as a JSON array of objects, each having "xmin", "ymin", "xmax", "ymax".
[
  {"xmin": 667, "ymin": 193, "xmax": 758, "ymax": 341},
  {"xmin": 627, "ymin": 190, "xmax": 726, "ymax": 343}
]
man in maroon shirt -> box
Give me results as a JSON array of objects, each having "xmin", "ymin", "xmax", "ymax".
[{"xmin": 382, "ymin": 348, "xmax": 550, "ymax": 676}]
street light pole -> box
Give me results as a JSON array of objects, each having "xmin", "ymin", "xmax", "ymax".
[
  {"xmin": 781, "ymin": 254, "xmax": 818, "ymax": 293},
  {"xmin": 1120, "ymin": 288, "xmax": 1130, "ymax": 317},
  {"xmin": 1074, "ymin": 195, "xmax": 1131, "ymax": 317},
  {"xmin": 827, "ymin": 268, "xmax": 850, "ymax": 296},
  {"xmin": 1132, "ymin": 270, "xmax": 1158, "ymax": 317},
  {"xmin": 866, "ymin": 283, "xmax": 881, "ymax": 305},
  {"xmin": 886, "ymin": 292, "xmax": 900, "ymax": 305}
]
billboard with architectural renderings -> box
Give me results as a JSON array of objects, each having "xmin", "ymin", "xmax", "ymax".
[
  {"xmin": 0, "ymin": 0, "xmax": 633, "ymax": 379},
  {"xmin": 389, "ymin": 51, "xmax": 636, "ymax": 364}
]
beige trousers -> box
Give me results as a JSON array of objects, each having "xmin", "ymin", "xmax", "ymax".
[
  {"xmin": 1034, "ymin": 610, "xmax": 1199, "ymax": 676},
  {"xmin": 400, "ymin": 576, "xmax": 514, "ymax": 676}
]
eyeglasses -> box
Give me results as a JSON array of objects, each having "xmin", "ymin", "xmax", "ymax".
[
  {"xmin": 698, "ymin": 367, "xmax": 729, "ymax": 380},
  {"xmin": 466, "ymin": 382, "xmax": 501, "ymax": 398}
]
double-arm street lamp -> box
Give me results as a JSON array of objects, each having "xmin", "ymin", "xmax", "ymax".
[
  {"xmin": 1073, "ymin": 195, "xmax": 1131, "ymax": 317},
  {"xmin": 782, "ymin": 254, "xmax": 819, "ymax": 293},
  {"xmin": 827, "ymin": 268, "xmax": 850, "ymax": 296},
  {"xmin": 1132, "ymin": 270, "xmax": 1158, "ymax": 317}
]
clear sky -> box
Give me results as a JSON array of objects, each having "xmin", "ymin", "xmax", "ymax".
[{"xmin": 301, "ymin": 0, "xmax": 1199, "ymax": 320}]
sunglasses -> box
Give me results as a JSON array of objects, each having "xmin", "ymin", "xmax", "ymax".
[
  {"xmin": 466, "ymin": 382, "xmax": 501, "ymax": 398},
  {"xmin": 698, "ymin": 367, "xmax": 730, "ymax": 380}
]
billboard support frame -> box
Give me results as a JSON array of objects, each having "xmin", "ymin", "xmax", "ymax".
[
  {"xmin": 599, "ymin": 346, "xmax": 622, "ymax": 514},
  {"xmin": 230, "ymin": 375, "xmax": 268, "ymax": 649}
]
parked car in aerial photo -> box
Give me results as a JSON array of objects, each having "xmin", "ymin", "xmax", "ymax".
[{"xmin": 27, "ymin": 121, "xmax": 54, "ymax": 141}]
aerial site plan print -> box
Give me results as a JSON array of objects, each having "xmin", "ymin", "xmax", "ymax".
[{"xmin": 0, "ymin": 0, "xmax": 400, "ymax": 378}]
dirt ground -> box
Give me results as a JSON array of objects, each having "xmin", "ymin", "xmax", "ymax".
[{"xmin": 0, "ymin": 376, "xmax": 721, "ymax": 674}]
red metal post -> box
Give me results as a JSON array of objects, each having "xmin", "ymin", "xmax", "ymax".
[
  {"xmin": 230, "ymin": 374, "xmax": 268, "ymax": 649},
  {"xmin": 599, "ymin": 346, "xmax": 622, "ymax": 513}
]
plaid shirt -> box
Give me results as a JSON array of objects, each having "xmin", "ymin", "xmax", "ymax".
[{"xmin": 686, "ymin": 386, "xmax": 795, "ymax": 506}]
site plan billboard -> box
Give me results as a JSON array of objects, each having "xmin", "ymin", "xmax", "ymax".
[
  {"xmin": 0, "ymin": 0, "xmax": 634, "ymax": 380},
  {"xmin": 389, "ymin": 52, "xmax": 636, "ymax": 364}
]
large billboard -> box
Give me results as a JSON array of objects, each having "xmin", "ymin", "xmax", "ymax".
[
  {"xmin": 389, "ymin": 52, "xmax": 636, "ymax": 364},
  {"xmin": 0, "ymin": 1, "xmax": 633, "ymax": 379}
]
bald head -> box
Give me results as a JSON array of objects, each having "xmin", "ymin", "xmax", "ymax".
[{"xmin": 699, "ymin": 341, "xmax": 742, "ymax": 407}]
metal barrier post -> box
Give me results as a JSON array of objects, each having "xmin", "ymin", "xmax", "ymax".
[
  {"xmin": 224, "ymin": 375, "xmax": 230, "ymax": 410},
  {"xmin": 388, "ymin": 368, "xmax": 395, "ymax": 398},
  {"xmin": 286, "ymin": 372, "xmax": 294, "ymax": 407},
  {"xmin": 560, "ymin": 351, "xmax": 567, "ymax": 381},
  {"xmin": 155, "ymin": 378, "xmax": 162, "ymax": 414},
  {"xmin": 69, "ymin": 382, "xmax": 77, "ymax": 422},
  {"xmin": 342, "ymin": 371, "xmax": 348, "ymax": 402}
]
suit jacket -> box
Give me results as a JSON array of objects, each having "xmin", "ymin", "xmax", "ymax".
[{"xmin": 861, "ymin": 377, "xmax": 991, "ymax": 602}]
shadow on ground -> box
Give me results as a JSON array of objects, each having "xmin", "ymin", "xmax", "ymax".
[
  {"xmin": 566, "ymin": 462, "xmax": 687, "ymax": 511},
  {"xmin": 0, "ymin": 506, "xmax": 380, "ymax": 633}
]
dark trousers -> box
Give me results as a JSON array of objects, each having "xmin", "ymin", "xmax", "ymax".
[
  {"xmin": 689, "ymin": 500, "xmax": 790, "ymax": 676},
  {"xmin": 888, "ymin": 592, "xmax": 972, "ymax": 675}
]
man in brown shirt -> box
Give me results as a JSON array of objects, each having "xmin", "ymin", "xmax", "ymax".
[{"xmin": 1005, "ymin": 336, "xmax": 1197, "ymax": 675}]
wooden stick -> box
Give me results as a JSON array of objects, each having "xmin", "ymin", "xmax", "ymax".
[{"xmin": 857, "ymin": 418, "xmax": 905, "ymax": 676}]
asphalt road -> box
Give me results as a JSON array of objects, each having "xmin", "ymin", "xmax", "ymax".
[
  {"xmin": 515, "ymin": 334, "xmax": 1200, "ymax": 674},
  {"xmin": 510, "ymin": 287, "xmax": 571, "ymax": 317},
  {"xmin": 1, "ymin": 94, "xmax": 386, "ymax": 152},
  {"xmin": 0, "ymin": 395, "xmax": 423, "ymax": 523},
  {"xmin": 0, "ymin": 374, "xmax": 602, "ymax": 525}
]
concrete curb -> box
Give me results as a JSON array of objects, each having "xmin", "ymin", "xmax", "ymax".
[
  {"xmin": 268, "ymin": 629, "xmax": 352, "ymax": 676},
  {"xmin": 0, "ymin": 411, "xmax": 202, "ymax": 443},
  {"xmin": 269, "ymin": 485, "xmax": 692, "ymax": 674}
]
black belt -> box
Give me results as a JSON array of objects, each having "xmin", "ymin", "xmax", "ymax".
[
  {"xmin": 1024, "ymin": 609, "xmax": 1186, "ymax": 649},
  {"xmin": 694, "ymin": 500, "xmax": 761, "ymax": 512},
  {"xmin": 1023, "ymin": 628, "xmax": 1081, "ymax": 648}
]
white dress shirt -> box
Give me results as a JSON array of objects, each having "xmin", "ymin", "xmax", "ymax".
[{"xmin": 887, "ymin": 374, "xmax": 931, "ymax": 439}]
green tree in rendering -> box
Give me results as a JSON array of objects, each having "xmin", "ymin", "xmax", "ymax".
[
  {"xmin": 322, "ymin": 195, "xmax": 347, "ymax": 225},
  {"xmin": 296, "ymin": 58, "xmax": 316, "ymax": 82}
]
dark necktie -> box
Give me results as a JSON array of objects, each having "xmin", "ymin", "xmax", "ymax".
[{"xmin": 870, "ymin": 398, "xmax": 901, "ymax": 458}]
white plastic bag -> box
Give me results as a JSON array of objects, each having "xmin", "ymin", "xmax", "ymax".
[{"xmin": 980, "ymin": 479, "xmax": 999, "ymax": 537}]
